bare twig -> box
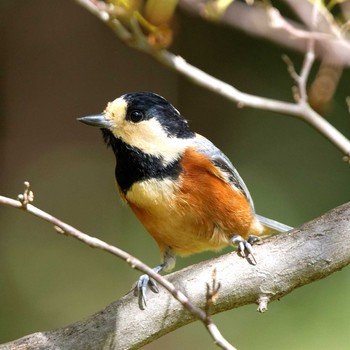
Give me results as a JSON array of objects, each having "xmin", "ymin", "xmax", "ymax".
[
  {"xmin": 157, "ymin": 53, "xmax": 350, "ymax": 158},
  {"xmin": 16, "ymin": 181, "xmax": 34, "ymax": 207},
  {"xmin": 1, "ymin": 201, "xmax": 350, "ymax": 349},
  {"xmin": 179, "ymin": 0, "xmax": 350, "ymax": 65},
  {"xmin": 282, "ymin": 2, "xmax": 317, "ymax": 104},
  {"xmin": 346, "ymin": 96, "xmax": 350, "ymax": 114},
  {"xmin": 0, "ymin": 183, "xmax": 236, "ymax": 350},
  {"xmin": 282, "ymin": 0, "xmax": 341, "ymax": 37},
  {"xmin": 267, "ymin": 7, "xmax": 332, "ymax": 41},
  {"xmin": 298, "ymin": 39, "xmax": 315, "ymax": 103},
  {"xmin": 205, "ymin": 268, "xmax": 221, "ymax": 315},
  {"xmin": 74, "ymin": 0, "xmax": 350, "ymax": 159},
  {"xmin": 282, "ymin": 54, "xmax": 299, "ymax": 83}
]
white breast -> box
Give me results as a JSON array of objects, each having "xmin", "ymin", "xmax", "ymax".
[{"xmin": 126, "ymin": 178, "xmax": 179, "ymax": 209}]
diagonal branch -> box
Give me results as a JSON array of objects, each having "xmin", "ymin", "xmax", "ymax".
[
  {"xmin": 74, "ymin": 0, "xmax": 350, "ymax": 160},
  {"xmin": 180, "ymin": 0, "xmax": 350, "ymax": 66},
  {"xmin": 1, "ymin": 201, "xmax": 350, "ymax": 349},
  {"xmin": 0, "ymin": 183, "xmax": 236, "ymax": 350}
]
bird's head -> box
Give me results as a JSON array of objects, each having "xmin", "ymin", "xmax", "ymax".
[{"xmin": 78, "ymin": 92, "xmax": 195, "ymax": 163}]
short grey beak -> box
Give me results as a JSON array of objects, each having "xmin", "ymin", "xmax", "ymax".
[{"xmin": 77, "ymin": 114, "xmax": 111, "ymax": 128}]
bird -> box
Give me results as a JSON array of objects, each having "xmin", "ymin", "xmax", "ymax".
[{"xmin": 78, "ymin": 91, "xmax": 292, "ymax": 308}]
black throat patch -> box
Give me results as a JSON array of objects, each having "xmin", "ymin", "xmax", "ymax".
[{"xmin": 102, "ymin": 129, "xmax": 183, "ymax": 194}]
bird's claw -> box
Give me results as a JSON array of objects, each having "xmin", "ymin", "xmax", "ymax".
[
  {"xmin": 247, "ymin": 234, "xmax": 263, "ymax": 246},
  {"xmin": 135, "ymin": 274, "xmax": 159, "ymax": 309},
  {"xmin": 231, "ymin": 234, "xmax": 262, "ymax": 265}
]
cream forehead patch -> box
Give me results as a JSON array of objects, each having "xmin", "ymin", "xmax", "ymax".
[{"xmin": 104, "ymin": 97, "xmax": 127, "ymax": 127}]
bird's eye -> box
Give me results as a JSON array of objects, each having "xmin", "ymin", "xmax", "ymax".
[{"xmin": 129, "ymin": 110, "xmax": 144, "ymax": 123}]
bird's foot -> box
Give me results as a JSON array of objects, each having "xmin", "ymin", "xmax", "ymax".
[
  {"xmin": 231, "ymin": 234, "xmax": 262, "ymax": 265},
  {"xmin": 133, "ymin": 252, "xmax": 174, "ymax": 310},
  {"xmin": 135, "ymin": 273, "xmax": 160, "ymax": 310}
]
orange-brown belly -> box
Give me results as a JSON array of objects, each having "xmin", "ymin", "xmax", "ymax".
[
  {"xmin": 129, "ymin": 200, "xmax": 229, "ymax": 255},
  {"xmin": 125, "ymin": 149, "xmax": 262, "ymax": 256}
]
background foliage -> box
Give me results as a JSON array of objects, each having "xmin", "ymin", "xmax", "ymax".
[{"xmin": 1, "ymin": 0, "xmax": 350, "ymax": 348}]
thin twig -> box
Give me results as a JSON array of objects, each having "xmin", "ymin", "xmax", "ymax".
[
  {"xmin": 282, "ymin": 2, "xmax": 317, "ymax": 104},
  {"xmin": 157, "ymin": 52, "xmax": 350, "ymax": 157},
  {"xmin": 74, "ymin": 0, "xmax": 350, "ymax": 159},
  {"xmin": 268, "ymin": 6, "xmax": 332, "ymax": 41},
  {"xmin": 298, "ymin": 40, "xmax": 315, "ymax": 104},
  {"xmin": 297, "ymin": 2, "xmax": 318, "ymax": 104},
  {"xmin": 282, "ymin": 54, "xmax": 299, "ymax": 83},
  {"xmin": 0, "ymin": 183, "xmax": 236, "ymax": 350},
  {"xmin": 180, "ymin": 0, "xmax": 350, "ymax": 65}
]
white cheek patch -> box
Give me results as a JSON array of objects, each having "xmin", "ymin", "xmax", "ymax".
[
  {"xmin": 104, "ymin": 97, "xmax": 193, "ymax": 165},
  {"xmin": 118, "ymin": 118, "xmax": 192, "ymax": 165}
]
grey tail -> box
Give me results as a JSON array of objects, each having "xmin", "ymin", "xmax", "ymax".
[{"xmin": 256, "ymin": 214, "xmax": 293, "ymax": 233}]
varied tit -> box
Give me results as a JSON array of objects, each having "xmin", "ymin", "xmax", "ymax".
[{"xmin": 78, "ymin": 91, "xmax": 292, "ymax": 308}]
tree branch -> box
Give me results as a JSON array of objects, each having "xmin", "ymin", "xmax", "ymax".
[
  {"xmin": 180, "ymin": 0, "xmax": 350, "ymax": 66},
  {"xmin": 1, "ymin": 201, "xmax": 350, "ymax": 349},
  {"xmin": 73, "ymin": 0, "xmax": 350, "ymax": 160},
  {"xmin": 0, "ymin": 183, "xmax": 236, "ymax": 350}
]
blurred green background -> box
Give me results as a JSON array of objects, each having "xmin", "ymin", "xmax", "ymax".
[{"xmin": 1, "ymin": 1, "xmax": 350, "ymax": 349}]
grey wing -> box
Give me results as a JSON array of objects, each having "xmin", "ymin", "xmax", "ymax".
[{"xmin": 193, "ymin": 134, "xmax": 255, "ymax": 213}]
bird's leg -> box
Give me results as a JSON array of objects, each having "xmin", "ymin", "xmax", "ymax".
[
  {"xmin": 136, "ymin": 247, "xmax": 175, "ymax": 309},
  {"xmin": 231, "ymin": 235, "xmax": 262, "ymax": 265}
]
